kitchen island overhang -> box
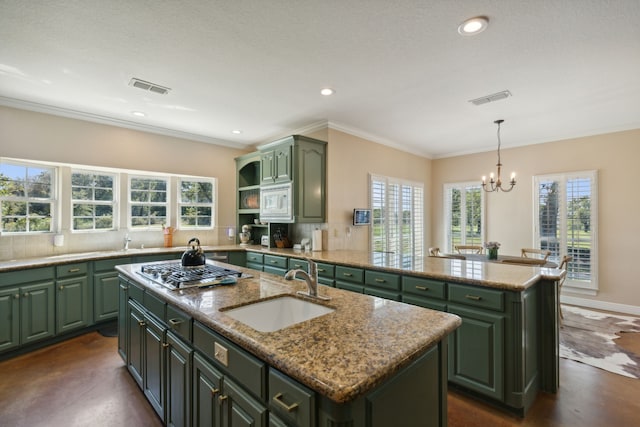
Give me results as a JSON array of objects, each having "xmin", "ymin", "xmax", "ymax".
[{"xmin": 116, "ymin": 259, "xmax": 461, "ymax": 426}]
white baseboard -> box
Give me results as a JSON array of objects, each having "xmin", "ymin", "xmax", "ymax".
[{"xmin": 561, "ymin": 295, "xmax": 640, "ymax": 316}]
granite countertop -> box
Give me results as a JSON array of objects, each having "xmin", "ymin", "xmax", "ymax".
[
  {"xmin": 117, "ymin": 260, "xmax": 462, "ymax": 404},
  {"xmin": 0, "ymin": 244, "xmax": 564, "ymax": 290},
  {"xmin": 244, "ymin": 247, "xmax": 565, "ymax": 291}
]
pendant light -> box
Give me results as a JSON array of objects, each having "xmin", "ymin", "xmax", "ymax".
[{"xmin": 482, "ymin": 119, "xmax": 516, "ymax": 192}]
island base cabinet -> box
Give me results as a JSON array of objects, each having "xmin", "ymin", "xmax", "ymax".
[
  {"xmin": 127, "ymin": 299, "xmax": 145, "ymax": 388},
  {"xmin": 192, "ymin": 352, "xmax": 267, "ymax": 427},
  {"xmin": 167, "ymin": 331, "xmax": 192, "ymax": 427},
  {"xmin": 143, "ymin": 313, "xmax": 166, "ymax": 422},
  {"xmin": 447, "ymin": 304, "xmax": 504, "ymax": 401}
]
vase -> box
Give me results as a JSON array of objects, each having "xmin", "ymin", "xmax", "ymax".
[{"xmin": 488, "ymin": 248, "xmax": 498, "ymax": 260}]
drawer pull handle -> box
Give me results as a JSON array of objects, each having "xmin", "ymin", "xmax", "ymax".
[
  {"xmin": 271, "ymin": 260, "xmax": 278, "ymax": 264},
  {"xmin": 168, "ymin": 318, "xmax": 183, "ymax": 326},
  {"xmin": 415, "ymin": 286, "xmax": 429, "ymax": 291},
  {"xmin": 68, "ymin": 268, "xmax": 81, "ymax": 273},
  {"xmin": 317, "ymin": 268, "xmax": 325, "ymax": 272},
  {"xmin": 465, "ymin": 294, "xmax": 482, "ymax": 301},
  {"xmin": 119, "ymin": 284, "xmax": 129, "ymax": 290},
  {"xmin": 293, "ymin": 264, "xmax": 301, "ymax": 268},
  {"xmin": 343, "ymin": 273, "xmax": 353, "ymax": 277},
  {"xmin": 375, "ymin": 278, "xmax": 386, "ymax": 283},
  {"xmin": 273, "ymin": 392, "xmax": 299, "ymax": 412}
]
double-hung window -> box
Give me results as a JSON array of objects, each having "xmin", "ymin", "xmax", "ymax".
[
  {"xmin": 71, "ymin": 170, "xmax": 116, "ymax": 231},
  {"xmin": 443, "ymin": 182, "xmax": 485, "ymax": 253},
  {"xmin": 178, "ymin": 178, "xmax": 215, "ymax": 229},
  {"xmin": 370, "ymin": 174, "xmax": 424, "ymax": 264},
  {"xmin": 0, "ymin": 160, "xmax": 56, "ymax": 233},
  {"xmin": 534, "ymin": 171, "xmax": 598, "ymax": 294},
  {"xmin": 129, "ymin": 176, "xmax": 168, "ymax": 228}
]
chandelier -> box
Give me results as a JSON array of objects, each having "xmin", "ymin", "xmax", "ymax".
[{"xmin": 482, "ymin": 119, "xmax": 516, "ymax": 192}]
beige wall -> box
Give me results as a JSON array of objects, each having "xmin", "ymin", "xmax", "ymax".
[
  {"xmin": 0, "ymin": 106, "xmax": 247, "ymax": 258},
  {"xmin": 324, "ymin": 128, "xmax": 431, "ymax": 250},
  {"xmin": 431, "ymin": 129, "xmax": 640, "ymax": 311}
]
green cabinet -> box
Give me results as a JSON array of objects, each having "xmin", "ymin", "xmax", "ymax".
[
  {"xmin": 364, "ymin": 270, "xmax": 401, "ymax": 301},
  {"xmin": 166, "ymin": 331, "xmax": 193, "ymax": 427},
  {"xmin": 95, "ymin": 257, "xmax": 132, "ymax": 323},
  {"xmin": 56, "ymin": 262, "xmax": 90, "ymax": 334},
  {"xmin": 263, "ymin": 255, "xmax": 288, "ymax": 276},
  {"xmin": 192, "ymin": 352, "xmax": 267, "ymax": 427},
  {"xmin": 143, "ymin": 312, "xmax": 166, "ymax": 420},
  {"xmin": 315, "ymin": 262, "xmax": 335, "ymax": 287},
  {"xmin": 260, "ymin": 142, "xmax": 292, "ymax": 185},
  {"xmin": 335, "ymin": 265, "xmax": 364, "ymax": 293},
  {"xmin": 0, "ymin": 267, "xmax": 55, "ymax": 353},
  {"xmin": 401, "ymin": 276, "xmax": 447, "ymax": 311}
]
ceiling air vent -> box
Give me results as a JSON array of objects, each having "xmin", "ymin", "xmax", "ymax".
[
  {"xmin": 129, "ymin": 78, "xmax": 171, "ymax": 95},
  {"xmin": 469, "ymin": 90, "xmax": 511, "ymax": 106}
]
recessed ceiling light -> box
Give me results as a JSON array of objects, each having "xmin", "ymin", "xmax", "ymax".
[
  {"xmin": 231, "ymin": 129, "xmax": 242, "ymax": 135},
  {"xmin": 131, "ymin": 111, "xmax": 146, "ymax": 117},
  {"xmin": 320, "ymin": 88, "xmax": 335, "ymax": 96},
  {"xmin": 458, "ymin": 16, "xmax": 489, "ymax": 35}
]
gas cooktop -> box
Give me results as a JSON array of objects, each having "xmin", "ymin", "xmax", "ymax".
[{"xmin": 137, "ymin": 262, "xmax": 243, "ymax": 290}]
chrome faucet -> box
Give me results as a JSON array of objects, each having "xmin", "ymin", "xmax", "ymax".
[
  {"xmin": 124, "ymin": 234, "xmax": 132, "ymax": 251},
  {"xmin": 284, "ymin": 259, "xmax": 330, "ymax": 301}
]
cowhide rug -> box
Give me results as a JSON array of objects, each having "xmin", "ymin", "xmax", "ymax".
[{"xmin": 559, "ymin": 305, "xmax": 640, "ymax": 379}]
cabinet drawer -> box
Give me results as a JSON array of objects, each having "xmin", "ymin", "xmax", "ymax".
[
  {"xmin": 365, "ymin": 270, "xmax": 400, "ymax": 291},
  {"xmin": 335, "ymin": 266, "xmax": 364, "ymax": 284},
  {"xmin": 143, "ymin": 291, "xmax": 166, "ymax": 321},
  {"xmin": 448, "ymin": 283, "xmax": 504, "ymax": 312},
  {"xmin": 94, "ymin": 257, "xmax": 133, "ymax": 272},
  {"xmin": 56, "ymin": 262, "xmax": 87, "ymax": 278},
  {"xmin": 0, "ymin": 267, "xmax": 55, "ymax": 286},
  {"xmin": 247, "ymin": 262, "xmax": 264, "ymax": 272},
  {"xmin": 246, "ymin": 252, "xmax": 264, "ymax": 264},
  {"xmin": 288, "ymin": 258, "xmax": 309, "ymax": 271},
  {"xmin": 193, "ymin": 321, "xmax": 266, "ymax": 400},
  {"xmin": 264, "ymin": 255, "xmax": 287, "ymax": 269},
  {"xmin": 402, "ymin": 276, "xmax": 446, "ymax": 300},
  {"xmin": 263, "ymin": 266, "xmax": 287, "ymax": 277},
  {"xmin": 166, "ymin": 305, "xmax": 192, "ymax": 342},
  {"xmin": 336, "ymin": 281, "xmax": 364, "ymax": 293},
  {"xmin": 315, "ymin": 262, "xmax": 334, "ymax": 279},
  {"xmin": 269, "ymin": 369, "xmax": 315, "ymax": 427}
]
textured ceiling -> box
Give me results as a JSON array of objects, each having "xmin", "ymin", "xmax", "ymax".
[{"xmin": 1, "ymin": 0, "xmax": 639, "ymax": 158}]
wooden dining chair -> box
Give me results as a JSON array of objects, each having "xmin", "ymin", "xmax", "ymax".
[
  {"xmin": 557, "ymin": 255, "xmax": 573, "ymax": 320},
  {"xmin": 521, "ymin": 248, "xmax": 551, "ymax": 261},
  {"xmin": 454, "ymin": 245, "xmax": 483, "ymax": 254},
  {"xmin": 428, "ymin": 247, "xmax": 441, "ymax": 256}
]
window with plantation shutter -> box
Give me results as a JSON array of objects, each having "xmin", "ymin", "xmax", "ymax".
[
  {"xmin": 370, "ymin": 174, "xmax": 424, "ymax": 266},
  {"xmin": 534, "ymin": 171, "xmax": 598, "ymax": 294},
  {"xmin": 443, "ymin": 182, "xmax": 485, "ymax": 253}
]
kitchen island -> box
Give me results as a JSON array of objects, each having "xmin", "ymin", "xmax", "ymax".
[{"xmin": 116, "ymin": 260, "xmax": 461, "ymax": 427}]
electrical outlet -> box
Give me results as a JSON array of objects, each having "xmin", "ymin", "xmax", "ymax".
[{"xmin": 214, "ymin": 342, "xmax": 228, "ymax": 366}]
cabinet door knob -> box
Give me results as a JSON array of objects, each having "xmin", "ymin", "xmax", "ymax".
[
  {"xmin": 210, "ymin": 387, "xmax": 219, "ymax": 397},
  {"xmin": 23, "ymin": 292, "xmax": 29, "ymax": 297},
  {"xmin": 218, "ymin": 395, "xmax": 228, "ymax": 405},
  {"xmin": 138, "ymin": 320, "xmax": 146, "ymax": 327},
  {"xmin": 162, "ymin": 343, "xmax": 169, "ymax": 348},
  {"xmin": 14, "ymin": 294, "xmax": 20, "ymax": 299},
  {"xmin": 59, "ymin": 285, "xmax": 64, "ymax": 291}
]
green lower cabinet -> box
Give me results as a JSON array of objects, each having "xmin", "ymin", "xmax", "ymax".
[
  {"xmin": 56, "ymin": 275, "xmax": 90, "ymax": 334},
  {"xmin": 0, "ymin": 287, "xmax": 20, "ymax": 352},
  {"xmin": 118, "ymin": 278, "xmax": 130, "ymax": 362},
  {"xmin": 402, "ymin": 294, "xmax": 446, "ymax": 311},
  {"xmin": 228, "ymin": 252, "xmax": 247, "ymax": 268},
  {"xmin": 21, "ymin": 281, "xmax": 56, "ymax": 345},
  {"xmin": 143, "ymin": 313, "xmax": 167, "ymax": 421},
  {"xmin": 192, "ymin": 352, "xmax": 267, "ymax": 427},
  {"xmin": 166, "ymin": 331, "xmax": 193, "ymax": 427},
  {"xmin": 223, "ymin": 376, "xmax": 268, "ymax": 427},
  {"xmin": 447, "ymin": 303, "xmax": 504, "ymax": 401},
  {"xmin": 268, "ymin": 414, "xmax": 288, "ymax": 427},
  {"xmin": 127, "ymin": 299, "xmax": 145, "ymax": 388},
  {"xmin": 94, "ymin": 271, "xmax": 120, "ymax": 322},
  {"xmin": 193, "ymin": 352, "xmax": 224, "ymax": 427}
]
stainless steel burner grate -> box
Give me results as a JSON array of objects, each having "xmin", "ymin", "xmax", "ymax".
[{"xmin": 138, "ymin": 262, "xmax": 242, "ymax": 289}]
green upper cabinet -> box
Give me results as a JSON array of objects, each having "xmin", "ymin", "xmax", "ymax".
[
  {"xmin": 258, "ymin": 135, "xmax": 327, "ymax": 224},
  {"xmin": 260, "ymin": 141, "xmax": 292, "ymax": 184}
]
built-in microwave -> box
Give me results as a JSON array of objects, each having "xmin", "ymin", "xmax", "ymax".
[{"xmin": 260, "ymin": 183, "xmax": 292, "ymax": 222}]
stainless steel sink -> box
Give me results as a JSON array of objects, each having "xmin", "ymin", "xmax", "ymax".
[{"xmin": 222, "ymin": 295, "xmax": 335, "ymax": 332}]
